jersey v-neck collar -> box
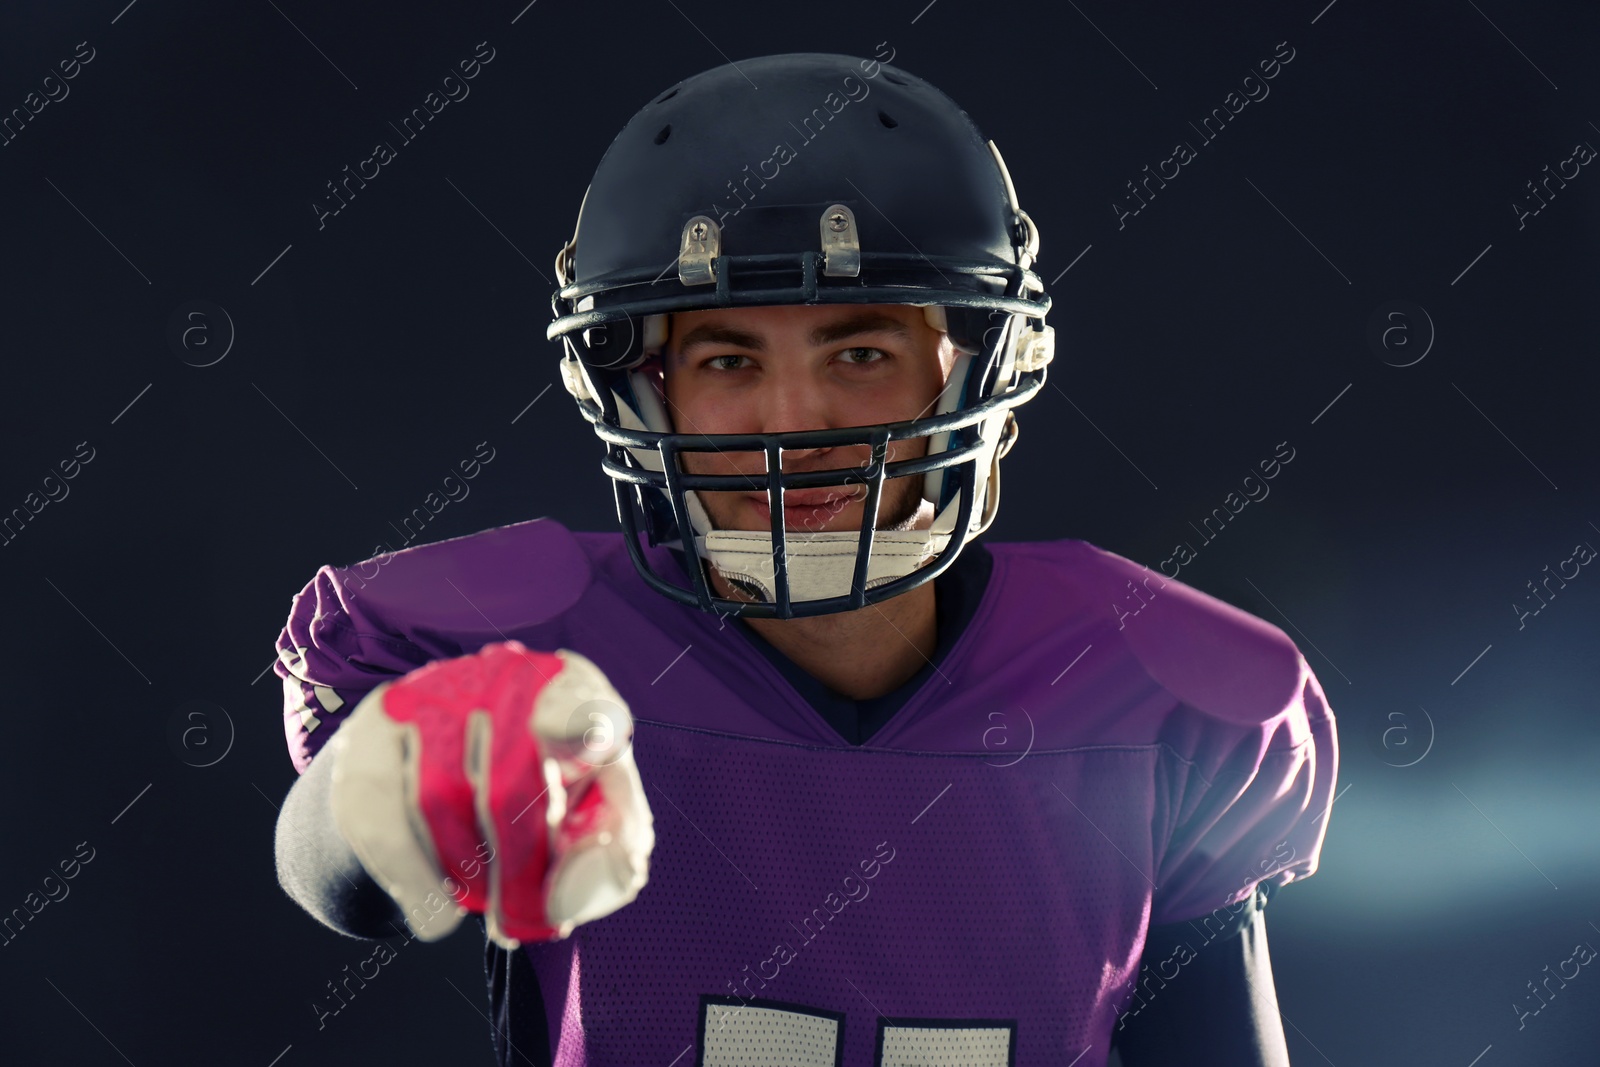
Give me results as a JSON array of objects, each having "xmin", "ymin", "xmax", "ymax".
[{"xmin": 669, "ymin": 540, "xmax": 996, "ymax": 747}]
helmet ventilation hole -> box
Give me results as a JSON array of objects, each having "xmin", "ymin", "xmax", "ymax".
[
  {"xmin": 883, "ymin": 72, "xmax": 909, "ymax": 86},
  {"xmin": 654, "ymin": 124, "xmax": 672, "ymax": 145},
  {"xmin": 878, "ymin": 110, "xmax": 898, "ymax": 129},
  {"xmin": 653, "ymin": 86, "xmax": 680, "ymax": 104}
]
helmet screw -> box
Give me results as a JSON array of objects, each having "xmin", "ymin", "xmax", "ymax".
[
  {"xmin": 827, "ymin": 213, "xmax": 848, "ymax": 232},
  {"xmin": 689, "ymin": 221, "xmax": 708, "ymax": 241}
]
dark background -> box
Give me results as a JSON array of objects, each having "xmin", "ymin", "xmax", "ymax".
[{"xmin": 1, "ymin": 1, "xmax": 1596, "ymax": 1063}]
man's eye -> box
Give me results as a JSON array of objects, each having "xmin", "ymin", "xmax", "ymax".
[
  {"xmin": 838, "ymin": 347, "xmax": 889, "ymax": 366},
  {"xmin": 705, "ymin": 354, "xmax": 750, "ymax": 371}
]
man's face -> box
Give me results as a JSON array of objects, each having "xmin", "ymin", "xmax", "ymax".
[{"xmin": 649, "ymin": 303, "xmax": 957, "ymax": 535}]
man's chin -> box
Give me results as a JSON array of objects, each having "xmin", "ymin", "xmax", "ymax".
[{"xmin": 746, "ymin": 498, "xmax": 862, "ymax": 533}]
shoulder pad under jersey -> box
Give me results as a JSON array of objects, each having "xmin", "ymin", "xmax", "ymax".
[
  {"xmin": 274, "ymin": 517, "xmax": 593, "ymax": 772},
  {"xmin": 1069, "ymin": 540, "xmax": 1309, "ymax": 727}
]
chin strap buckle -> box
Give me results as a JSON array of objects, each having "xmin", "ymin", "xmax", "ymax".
[
  {"xmin": 559, "ymin": 352, "xmax": 595, "ymax": 403},
  {"xmin": 1014, "ymin": 322, "xmax": 1055, "ymax": 373}
]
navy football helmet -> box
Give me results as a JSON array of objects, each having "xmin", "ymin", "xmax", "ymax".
[{"xmin": 548, "ymin": 51, "xmax": 1055, "ymax": 619}]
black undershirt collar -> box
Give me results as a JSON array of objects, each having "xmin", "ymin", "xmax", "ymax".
[{"xmin": 727, "ymin": 540, "xmax": 995, "ymax": 746}]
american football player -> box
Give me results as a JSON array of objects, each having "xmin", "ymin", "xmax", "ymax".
[{"xmin": 273, "ymin": 52, "xmax": 1337, "ymax": 1067}]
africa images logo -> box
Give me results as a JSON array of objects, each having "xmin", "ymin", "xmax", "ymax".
[{"xmin": 312, "ymin": 42, "xmax": 496, "ymax": 230}]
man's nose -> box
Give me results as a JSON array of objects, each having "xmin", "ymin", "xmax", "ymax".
[{"xmin": 757, "ymin": 370, "xmax": 836, "ymax": 441}]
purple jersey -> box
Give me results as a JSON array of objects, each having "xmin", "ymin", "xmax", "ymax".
[{"xmin": 273, "ymin": 518, "xmax": 1338, "ymax": 1066}]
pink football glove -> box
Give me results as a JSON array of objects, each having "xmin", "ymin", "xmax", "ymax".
[{"xmin": 325, "ymin": 640, "xmax": 654, "ymax": 950}]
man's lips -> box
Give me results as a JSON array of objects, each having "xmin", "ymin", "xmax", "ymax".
[{"xmin": 746, "ymin": 487, "xmax": 864, "ymax": 508}]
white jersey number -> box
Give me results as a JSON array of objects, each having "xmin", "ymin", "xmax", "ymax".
[{"xmin": 698, "ymin": 996, "xmax": 1015, "ymax": 1066}]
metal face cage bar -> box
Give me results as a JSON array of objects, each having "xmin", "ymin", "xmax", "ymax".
[
  {"xmin": 565, "ymin": 337, "xmax": 1045, "ymax": 620},
  {"xmin": 576, "ymin": 370, "xmax": 1045, "ymax": 480},
  {"xmin": 655, "ymin": 426, "xmax": 896, "ymax": 618},
  {"xmin": 547, "ymin": 249, "xmax": 1050, "ymax": 346},
  {"xmin": 552, "ymin": 234, "xmax": 1051, "ymax": 619},
  {"xmin": 589, "ymin": 379, "xmax": 1011, "ymax": 619},
  {"xmin": 611, "ymin": 423, "xmax": 979, "ymax": 620}
]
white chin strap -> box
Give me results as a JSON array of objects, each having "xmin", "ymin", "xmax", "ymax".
[
  {"xmin": 561, "ymin": 304, "xmax": 1044, "ymax": 609},
  {"xmin": 685, "ymin": 491, "xmax": 963, "ymax": 605}
]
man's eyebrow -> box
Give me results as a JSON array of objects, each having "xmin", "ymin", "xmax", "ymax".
[
  {"xmin": 674, "ymin": 313, "xmax": 914, "ymax": 355},
  {"xmin": 675, "ymin": 324, "xmax": 766, "ymax": 354},
  {"xmin": 808, "ymin": 313, "xmax": 913, "ymax": 347}
]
